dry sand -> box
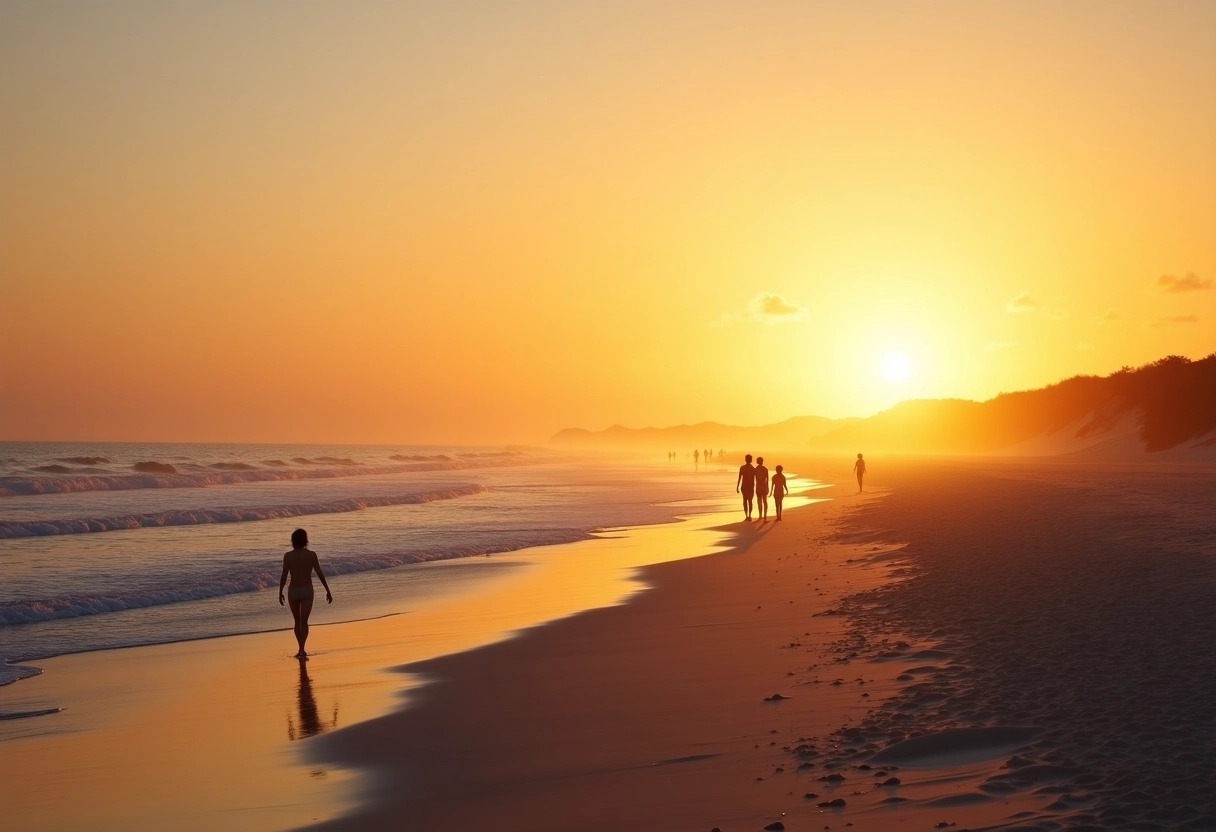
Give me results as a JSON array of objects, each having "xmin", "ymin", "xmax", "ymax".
[{"xmin": 309, "ymin": 456, "xmax": 1216, "ymax": 832}]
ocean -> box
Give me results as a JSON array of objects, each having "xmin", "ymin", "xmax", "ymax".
[{"xmin": 0, "ymin": 441, "xmax": 743, "ymax": 690}]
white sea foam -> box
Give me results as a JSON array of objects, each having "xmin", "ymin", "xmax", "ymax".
[
  {"xmin": 0, "ymin": 484, "xmax": 487, "ymax": 538},
  {"xmin": 0, "ymin": 458, "xmax": 530, "ymax": 497}
]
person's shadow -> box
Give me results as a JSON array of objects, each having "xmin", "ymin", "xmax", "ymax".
[{"xmin": 287, "ymin": 659, "xmax": 339, "ymax": 741}]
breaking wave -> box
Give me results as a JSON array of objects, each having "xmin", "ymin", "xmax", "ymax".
[
  {"xmin": 0, "ymin": 524, "xmax": 586, "ymax": 630},
  {"xmin": 0, "ymin": 457, "xmax": 532, "ymax": 497},
  {"xmin": 0, "ymin": 484, "xmax": 488, "ymax": 539},
  {"xmin": 133, "ymin": 461, "xmax": 178, "ymax": 474}
]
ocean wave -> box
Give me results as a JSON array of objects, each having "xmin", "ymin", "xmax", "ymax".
[
  {"xmin": 208, "ymin": 462, "xmax": 258, "ymax": 471},
  {"xmin": 0, "ymin": 664, "xmax": 42, "ymax": 688},
  {"xmin": 57, "ymin": 456, "xmax": 112, "ymax": 465},
  {"xmin": 133, "ymin": 461, "xmax": 177, "ymax": 474},
  {"xmin": 0, "ymin": 527, "xmax": 586, "ymax": 629},
  {"xmin": 0, "ymin": 484, "xmax": 488, "ymax": 538},
  {"xmin": 0, "ymin": 457, "xmax": 533, "ymax": 497},
  {"xmin": 34, "ymin": 465, "xmax": 73, "ymax": 474}
]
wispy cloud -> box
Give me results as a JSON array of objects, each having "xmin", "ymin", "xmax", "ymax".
[
  {"xmin": 1152, "ymin": 315, "xmax": 1199, "ymax": 328},
  {"xmin": 1005, "ymin": 293, "xmax": 1041, "ymax": 313},
  {"xmin": 985, "ymin": 341, "xmax": 1019, "ymax": 352},
  {"xmin": 1005, "ymin": 293, "xmax": 1065, "ymax": 320},
  {"xmin": 1157, "ymin": 273, "xmax": 1212, "ymax": 293},
  {"xmin": 711, "ymin": 292, "xmax": 808, "ymax": 327}
]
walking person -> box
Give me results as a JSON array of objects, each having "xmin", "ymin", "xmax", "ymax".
[
  {"xmin": 853, "ymin": 453, "xmax": 867, "ymax": 493},
  {"xmin": 771, "ymin": 464, "xmax": 789, "ymax": 521},
  {"xmin": 755, "ymin": 456, "xmax": 770, "ymax": 521},
  {"xmin": 736, "ymin": 454, "xmax": 756, "ymax": 520},
  {"xmin": 279, "ymin": 528, "xmax": 333, "ymax": 659}
]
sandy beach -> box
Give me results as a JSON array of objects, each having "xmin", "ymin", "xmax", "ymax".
[
  {"xmin": 8, "ymin": 3, "xmax": 1214, "ymax": 829},
  {"xmin": 5, "ymin": 456, "xmax": 1215, "ymax": 832},
  {"xmin": 307, "ymin": 455, "xmax": 1216, "ymax": 832}
]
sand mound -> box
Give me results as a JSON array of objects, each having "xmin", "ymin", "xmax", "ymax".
[{"xmin": 868, "ymin": 726, "xmax": 1038, "ymax": 767}]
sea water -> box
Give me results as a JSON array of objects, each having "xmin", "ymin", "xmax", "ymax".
[{"xmin": 0, "ymin": 442, "xmax": 739, "ymax": 687}]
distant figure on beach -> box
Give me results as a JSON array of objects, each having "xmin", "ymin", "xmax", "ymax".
[
  {"xmin": 755, "ymin": 456, "xmax": 770, "ymax": 521},
  {"xmin": 694, "ymin": 448, "xmax": 700, "ymax": 467},
  {"xmin": 736, "ymin": 454, "xmax": 756, "ymax": 520},
  {"xmin": 853, "ymin": 453, "xmax": 866, "ymax": 493},
  {"xmin": 771, "ymin": 464, "xmax": 788, "ymax": 521},
  {"xmin": 279, "ymin": 528, "xmax": 333, "ymax": 659}
]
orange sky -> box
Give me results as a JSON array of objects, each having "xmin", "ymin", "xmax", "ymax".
[{"xmin": 3, "ymin": 1, "xmax": 1214, "ymax": 444}]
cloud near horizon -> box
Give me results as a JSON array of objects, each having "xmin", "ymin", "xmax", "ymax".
[
  {"xmin": 1152, "ymin": 315, "xmax": 1199, "ymax": 328},
  {"xmin": 1157, "ymin": 273, "xmax": 1212, "ymax": 293},
  {"xmin": 711, "ymin": 292, "xmax": 808, "ymax": 327},
  {"xmin": 1005, "ymin": 292, "xmax": 1065, "ymax": 320},
  {"xmin": 1005, "ymin": 293, "xmax": 1041, "ymax": 313}
]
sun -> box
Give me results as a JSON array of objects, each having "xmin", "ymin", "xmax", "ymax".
[{"xmin": 880, "ymin": 351, "xmax": 913, "ymax": 384}]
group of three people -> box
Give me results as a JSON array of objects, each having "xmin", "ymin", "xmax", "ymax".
[{"xmin": 735, "ymin": 454, "xmax": 788, "ymax": 522}]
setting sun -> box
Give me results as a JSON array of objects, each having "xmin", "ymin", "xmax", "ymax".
[{"xmin": 881, "ymin": 351, "xmax": 914, "ymax": 384}]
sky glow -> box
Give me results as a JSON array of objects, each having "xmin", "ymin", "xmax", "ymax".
[{"xmin": 2, "ymin": 1, "xmax": 1214, "ymax": 443}]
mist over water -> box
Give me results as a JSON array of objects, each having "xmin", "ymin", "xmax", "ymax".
[{"xmin": 0, "ymin": 442, "xmax": 732, "ymax": 684}]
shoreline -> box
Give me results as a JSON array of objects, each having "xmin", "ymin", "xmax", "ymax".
[
  {"xmin": 307, "ymin": 474, "xmax": 911, "ymax": 832},
  {"xmin": 0, "ymin": 485, "xmax": 759, "ymax": 831},
  {"xmin": 6, "ymin": 456, "xmax": 1213, "ymax": 830},
  {"xmin": 306, "ymin": 455, "xmax": 1216, "ymax": 832}
]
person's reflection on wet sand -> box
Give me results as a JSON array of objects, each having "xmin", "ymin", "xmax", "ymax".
[{"xmin": 287, "ymin": 658, "xmax": 339, "ymax": 741}]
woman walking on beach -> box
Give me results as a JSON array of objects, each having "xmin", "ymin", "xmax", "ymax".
[
  {"xmin": 771, "ymin": 464, "xmax": 788, "ymax": 521},
  {"xmin": 755, "ymin": 456, "xmax": 770, "ymax": 521},
  {"xmin": 853, "ymin": 453, "xmax": 866, "ymax": 493},
  {"xmin": 279, "ymin": 528, "xmax": 333, "ymax": 659}
]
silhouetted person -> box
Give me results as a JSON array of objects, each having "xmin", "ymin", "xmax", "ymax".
[
  {"xmin": 279, "ymin": 528, "xmax": 333, "ymax": 659},
  {"xmin": 755, "ymin": 456, "xmax": 770, "ymax": 521},
  {"xmin": 736, "ymin": 454, "xmax": 756, "ymax": 520},
  {"xmin": 853, "ymin": 453, "xmax": 866, "ymax": 493},
  {"xmin": 771, "ymin": 464, "xmax": 788, "ymax": 521},
  {"xmin": 694, "ymin": 448, "xmax": 700, "ymax": 467}
]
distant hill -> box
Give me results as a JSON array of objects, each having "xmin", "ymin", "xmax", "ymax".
[
  {"xmin": 810, "ymin": 354, "xmax": 1216, "ymax": 458},
  {"xmin": 550, "ymin": 415, "xmax": 855, "ymax": 451},
  {"xmin": 552, "ymin": 354, "xmax": 1216, "ymax": 459}
]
